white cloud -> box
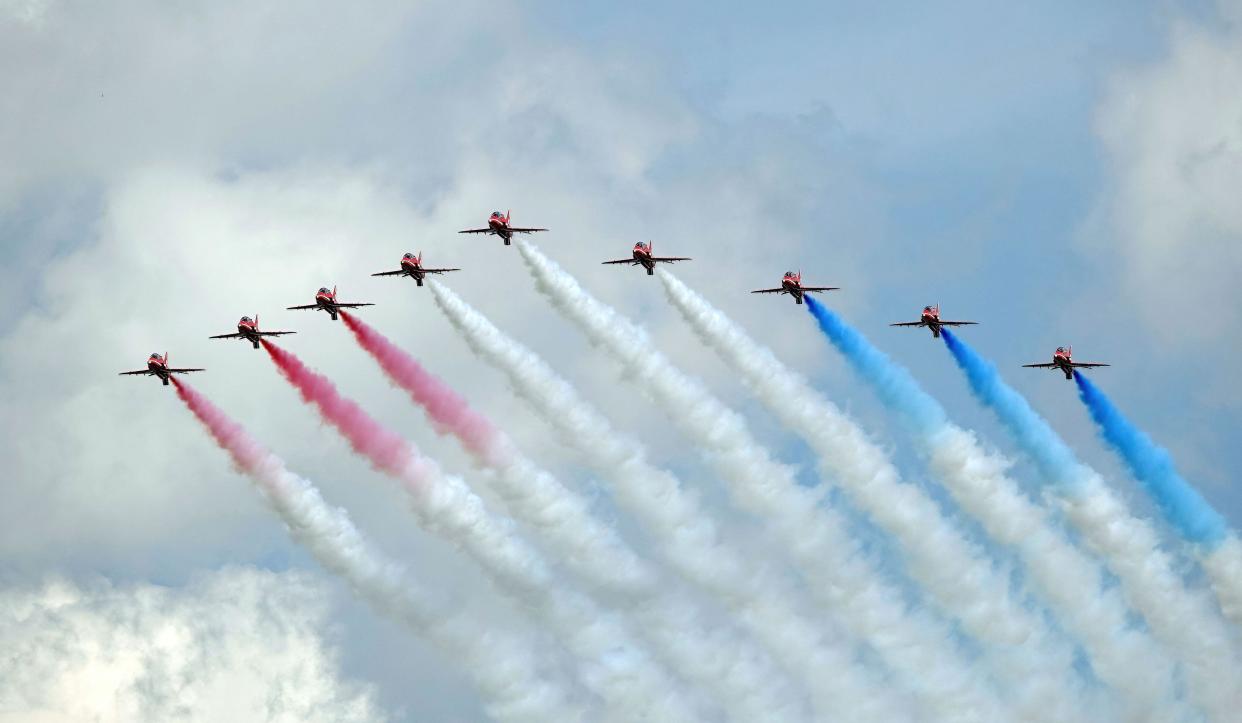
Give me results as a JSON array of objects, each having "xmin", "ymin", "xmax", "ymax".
[
  {"xmin": 0, "ymin": 567, "xmax": 385, "ymax": 723},
  {"xmin": 1093, "ymin": 1, "xmax": 1242, "ymax": 344},
  {"xmin": 0, "ymin": 1, "xmax": 886, "ymax": 716}
]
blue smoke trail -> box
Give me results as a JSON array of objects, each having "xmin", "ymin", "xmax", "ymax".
[
  {"xmin": 939, "ymin": 328, "xmax": 1081, "ymax": 488},
  {"xmin": 803, "ymin": 296, "xmax": 946, "ymax": 433},
  {"xmin": 1073, "ymin": 371, "xmax": 1226, "ymax": 547}
]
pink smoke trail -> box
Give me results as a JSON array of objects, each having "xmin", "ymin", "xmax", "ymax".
[
  {"xmin": 169, "ymin": 378, "xmax": 589, "ymax": 721},
  {"xmin": 262, "ymin": 340, "xmax": 432, "ymax": 484},
  {"xmin": 340, "ymin": 311, "xmax": 508, "ymax": 466},
  {"xmin": 258, "ymin": 342, "xmax": 701, "ymax": 720},
  {"xmin": 338, "ymin": 315, "xmax": 811, "ymax": 719},
  {"xmin": 173, "ymin": 378, "xmax": 269, "ymax": 474}
]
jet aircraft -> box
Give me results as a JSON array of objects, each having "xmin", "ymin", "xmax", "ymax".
[
  {"xmin": 601, "ymin": 241, "xmax": 691, "ymax": 275},
  {"xmin": 371, "ymin": 252, "xmax": 460, "ymax": 286},
  {"xmin": 890, "ymin": 305, "xmax": 978, "ymax": 338},
  {"xmin": 286, "ymin": 286, "xmax": 374, "ymax": 321},
  {"xmin": 458, "ymin": 210, "xmax": 547, "ymax": 246},
  {"xmin": 209, "ymin": 315, "xmax": 296, "ymax": 349},
  {"xmin": 751, "ymin": 271, "xmax": 839, "ymax": 305},
  {"xmin": 118, "ymin": 352, "xmax": 204, "ymax": 386},
  {"xmin": 1023, "ymin": 346, "xmax": 1110, "ymax": 380}
]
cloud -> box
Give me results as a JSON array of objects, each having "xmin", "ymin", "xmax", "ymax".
[
  {"xmin": 0, "ymin": 566, "xmax": 385, "ymax": 722},
  {"xmin": 0, "ymin": 1, "xmax": 890, "ymax": 716},
  {"xmin": 1092, "ymin": 1, "xmax": 1242, "ymax": 344}
]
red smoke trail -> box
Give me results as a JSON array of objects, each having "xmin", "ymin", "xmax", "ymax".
[
  {"xmin": 340, "ymin": 311, "xmax": 508, "ymax": 465},
  {"xmin": 173, "ymin": 378, "xmax": 270, "ymax": 473},
  {"xmin": 261, "ymin": 340, "xmax": 429, "ymax": 484}
]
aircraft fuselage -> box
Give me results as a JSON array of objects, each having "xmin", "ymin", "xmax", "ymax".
[
  {"xmin": 921, "ymin": 312, "xmax": 943, "ymax": 338},
  {"xmin": 634, "ymin": 249, "xmax": 656, "ymax": 274},
  {"xmin": 147, "ymin": 360, "xmax": 171, "ymax": 385},
  {"xmin": 488, "ymin": 219, "xmax": 513, "ymax": 245},
  {"xmin": 782, "ymin": 279, "xmax": 804, "ymax": 304},
  {"xmin": 400, "ymin": 260, "xmax": 428, "ymax": 286},
  {"xmin": 238, "ymin": 324, "xmax": 262, "ymax": 348},
  {"xmin": 316, "ymin": 296, "xmax": 341, "ymax": 320}
]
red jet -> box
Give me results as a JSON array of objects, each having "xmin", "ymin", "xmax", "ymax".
[
  {"xmin": 458, "ymin": 210, "xmax": 547, "ymax": 246},
  {"xmin": 751, "ymin": 271, "xmax": 839, "ymax": 305},
  {"xmin": 890, "ymin": 305, "xmax": 978, "ymax": 339},
  {"xmin": 371, "ymin": 252, "xmax": 461, "ymax": 287},
  {"xmin": 286, "ymin": 286, "xmax": 374, "ymax": 322},
  {"xmin": 601, "ymin": 241, "xmax": 691, "ymax": 276},
  {"xmin": 118, "ymin": 352, "xmax": 205, "ymax": 386},
  {"xmin": 209, "ymin": 315, "xmax": 296, "ymax": 349},
  {"xmin": 1023, "ymin": 346, "xmax": 1110, "ymax": 380}
]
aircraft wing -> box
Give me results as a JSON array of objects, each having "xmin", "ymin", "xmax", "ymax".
[
  {"xmin": 370, "ymin": 269, "xmax": 406, "ymax": 277},
  {"xmin": 1070, "ymin": 362, "xmax": 1110, "ymax": 368},
  {"xmin": 335, "ymin": 302, "xmax": 375, "ymax": 309},
  {"xmin": 750, "ymin": 288, "xmax": 786, "ymax": 294},
  {"xmin": 601, "ymin": 258, "xmax": 637, "ymax": 265},
  {"xmin": 651, "ymin": 256, "xmax": 691, "ymax": 263},
  {"xmin": 889, "ymin": 321, "xmax": 924, "ymax": 327},
  {"xmin": 939, "ymin": 321, "xmax": 979, "ymax": 327},
  {"xmin": 509, "ymin": 227, "xmax": 547, "ymax": 234},
  {"xmin": 286, "ymin": 304, "xmax": 319, "ymax": 311},
  {"xmin": 1022, "ymin": 363, "xmax": 1058, "ymax": 369},
  {"xmin": 422, "ymin": 268, "xmax": 461, "ymax": 274},
  {"xmin": 118, "ymin": 369, "xmax": 153, "ymax": 376},
  {"xmin": 168, "ymin": 367, "xmax": 205, "ymax": 374},
  {"xmin": 802, "ymin": 286, "xmax": 840, "ymax": 293},
  {"xmin": 258, "ymin": 331, "xmax": 296, "ymax": 337},
  {"xmin": 208, "ymin": 332, "xmax": 245, "ymax": 339},
  {"xmin": 458, "ymin": 228, "xmax": 492, "ymax": 234}
]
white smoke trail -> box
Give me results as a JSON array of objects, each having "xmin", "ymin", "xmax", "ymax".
[
  {"xmin": 175, "ymin": 380, "xmax": 586, "ymax": 722},
  {"xmin": 941, "ymin": 333, "xmax": 1242, "ymax": 722},
  {"xmin": 509, "ymin": 242, "xmax": 1010, "ymax": 723},
  {"xmin": 428, "ymin": 280, "xmax": 916, "ymax": 723},
  {"xmin": 349, "ymin": 314, "xmax": 809, "ymax": 721},
  {"xmin": 1061, "ymin": 473, "xmax": 1242, "ymax": 722},
  {"xmin": 266, "ymin": 343, "xmax": 703, "ymax": 721},
  {"xmin": 481, "ymin": 455, "xmax": 807, "ymax": 723},
  {"xmin": 1203, "ymin": 538, "xmax": 1242, "ymax": 629},
  {"xmin": 253, "ymin": 464, "xmax": 587, "ymax": 723},
  {"xmin": 659, "ymin": 270, "xmax": 1188, "ymax": 722}
]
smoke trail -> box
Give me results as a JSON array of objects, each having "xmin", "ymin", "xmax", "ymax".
[
  {"xmin": 339, "ymin": 312, "xmax": 808, "ymax": 722},
  {"xmin": 941, "ymin": 329, "xmax": 1242, "ymax": 721},
  {"xmin": 513, "ymin": 241, "xmax": 1008, "ymax": 723},
  {"xmin": 1074, "ymin": 372, "xmax": 1242, "ymax": 630},
  {"xmin": 172, "ymin": 379, "xmax": 584, "ymax": 722},
  {"xmin": 798, "ymin": 295, "xmax": 1186, "ymax": 719},
  {"xmin": 664, "ymin": 276, "xmax": 1188, "ymax": 720},
  {"xmin": 1074, "ymin": 372, "xmax": 1226, "ymax": 544},
  {"xmin": 340, "ymin": 311, "xmax": 507, "ymax": 466},
  {"xmin": 427, "ymin": 280, "xmax": 916, "ymax": 723},
  {"xmin": 260, "ymin": 341, "xmax": 703, "ymax": 721}
]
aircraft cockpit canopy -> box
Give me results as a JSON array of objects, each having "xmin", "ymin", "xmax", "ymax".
[
  {"xmin": 403, "ymin": 252, "xmax": 415, "ymax": 259},
  {"xmin": 240, "ymin": 316, "xmax": 252, "ymax": 323},
  {"xmin": 1056, "ymin": 347, "xmax": 1065, "ymax": 353},
  {"xmin": 491, "ymin": 210, "xmax": 503, "ymax": 217},
  {"xmin": 318, "ymin": 287, "xmax": 330, "ymax": 294}
]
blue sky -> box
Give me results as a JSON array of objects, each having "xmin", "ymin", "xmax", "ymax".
[{"xmin": 2, "ymin": 1, "xmax": 1240, "ymax": 719}]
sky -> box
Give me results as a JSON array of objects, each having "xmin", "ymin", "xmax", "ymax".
[{"xmin": 2, "ymin": 0, "xmax": 1241, "ymax": 720}]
